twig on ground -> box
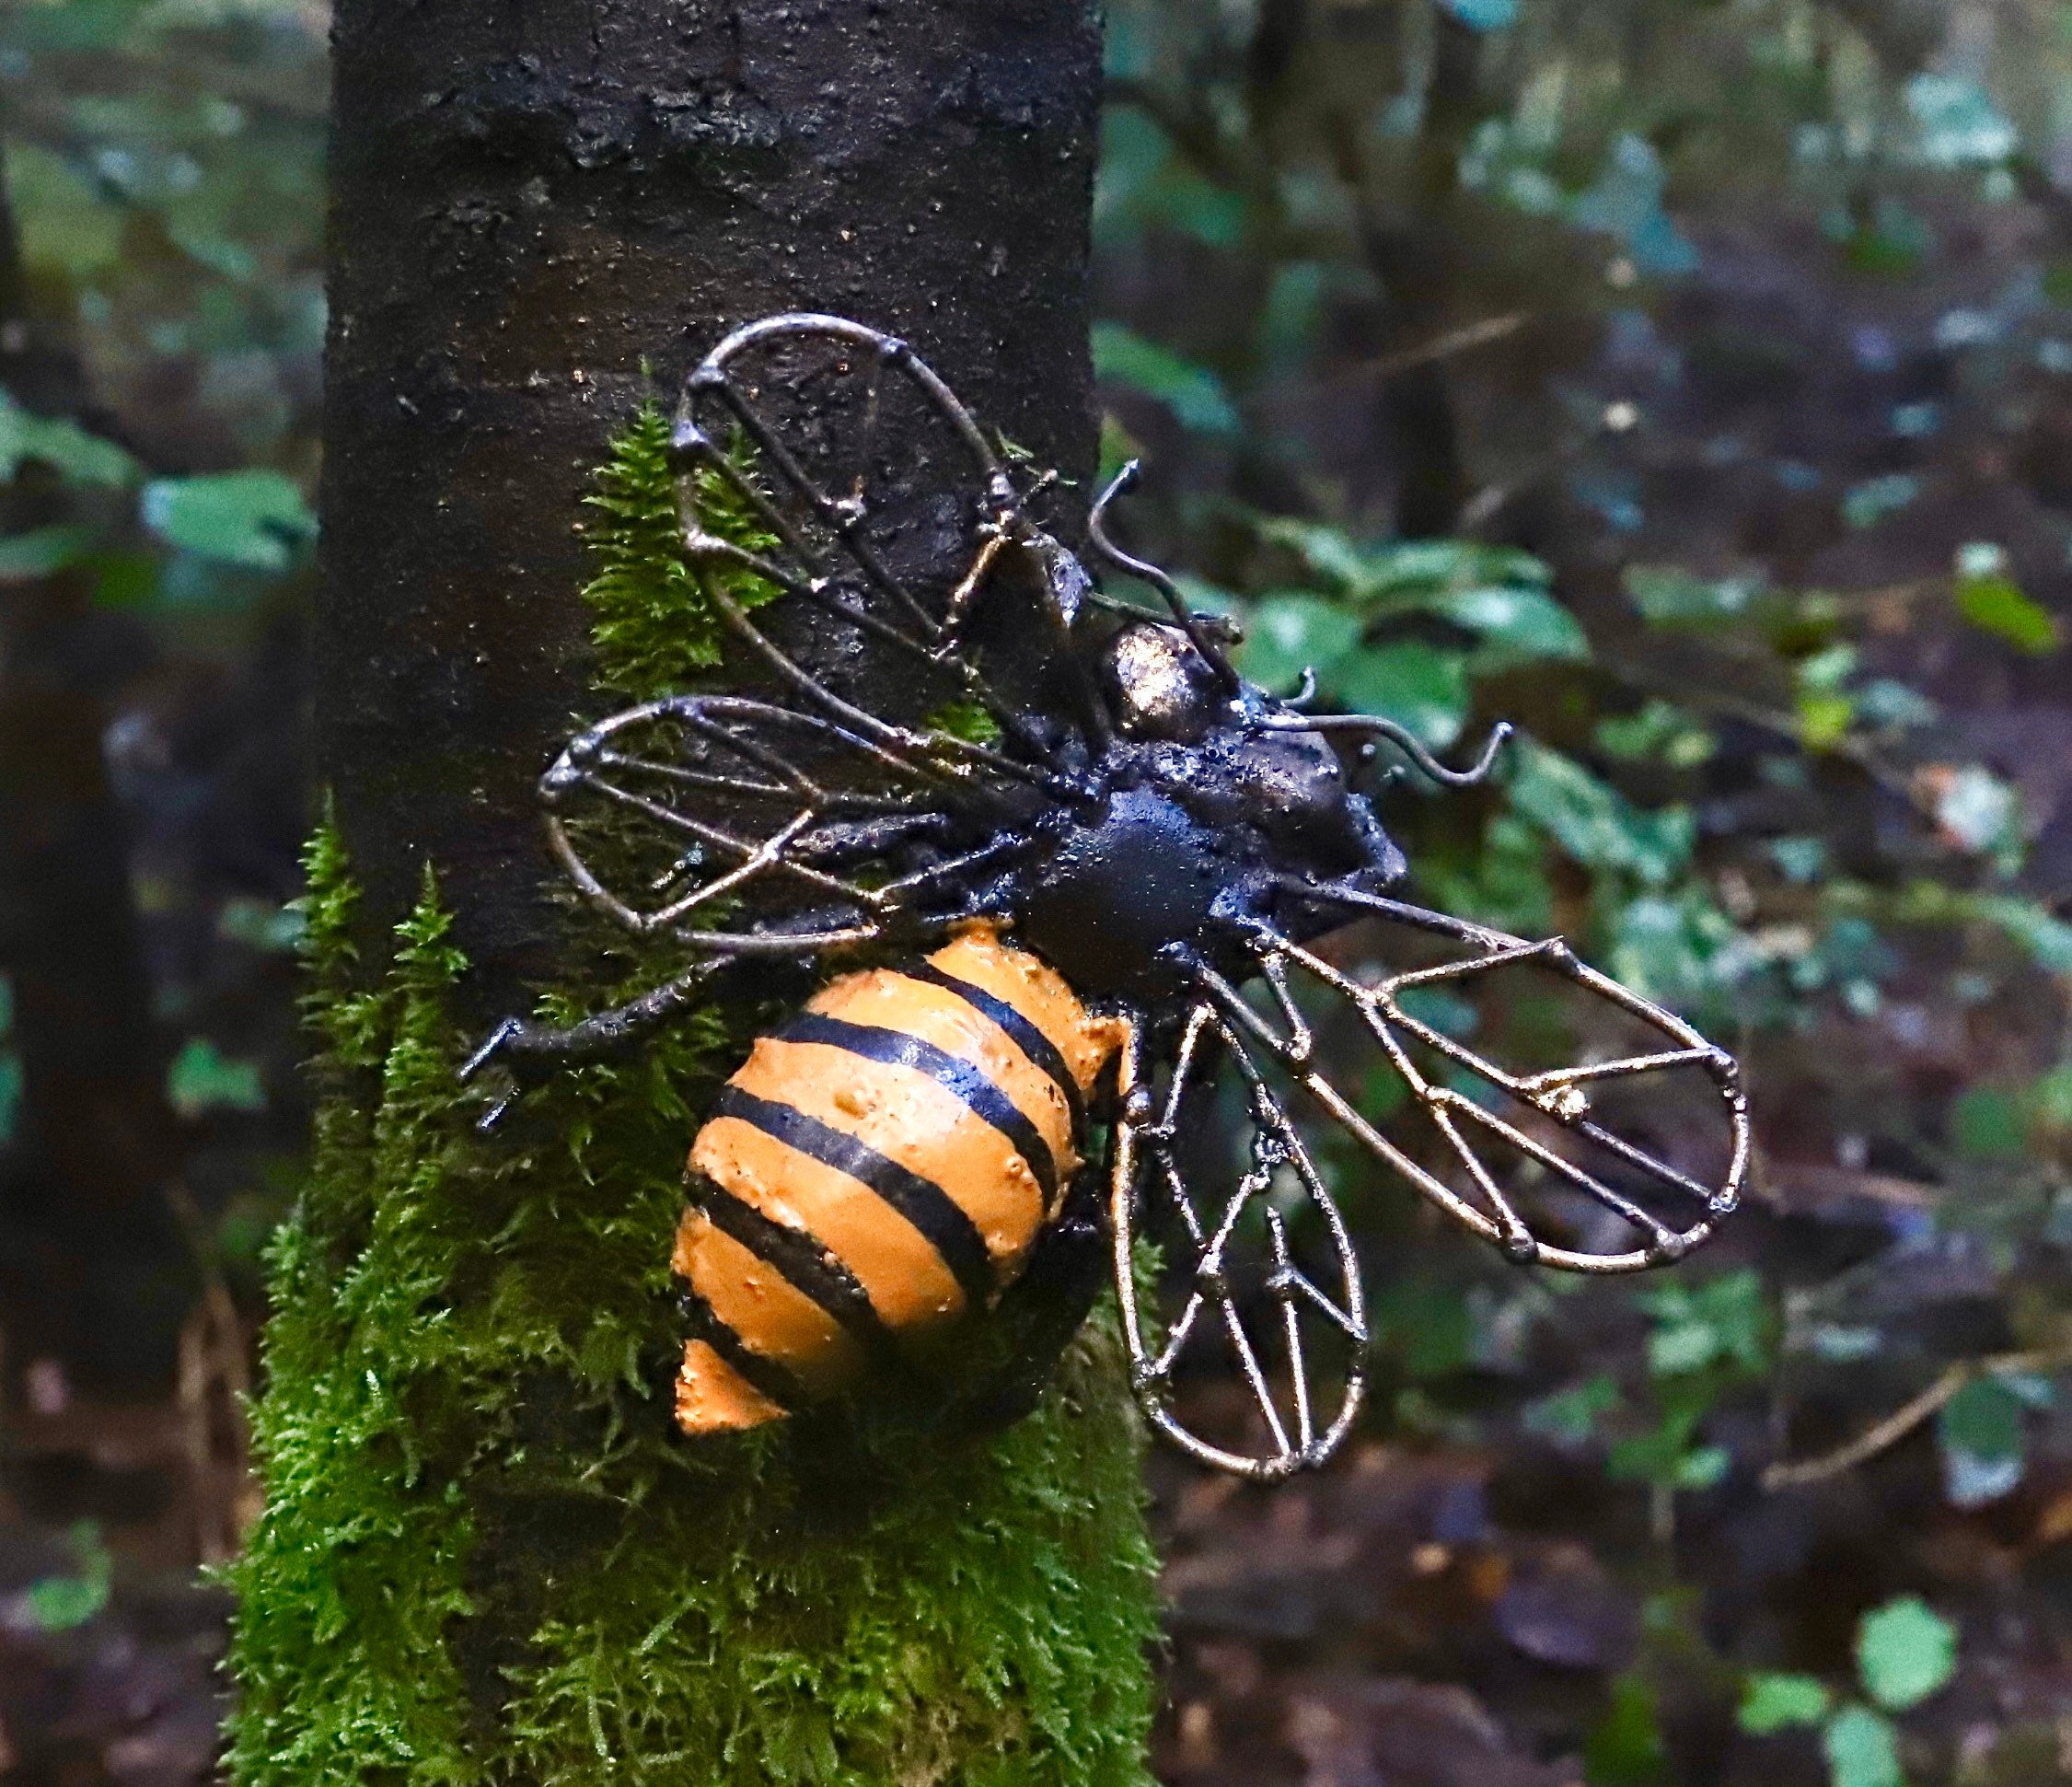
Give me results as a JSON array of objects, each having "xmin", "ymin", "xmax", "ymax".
[{"xmin": 1763, "ymin": 1343, "xmax": 2072, "ymax": 1491}]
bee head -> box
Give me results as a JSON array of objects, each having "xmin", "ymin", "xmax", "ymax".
[
  {"xmin": 1102, "ymin": 622, "xmax": 1226, "ymax": 743},
  {"xmin": 1099, "ymin": 621, "xmax": 1409, "ymax": 891}
]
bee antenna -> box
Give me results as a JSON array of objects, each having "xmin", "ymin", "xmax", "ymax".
[
  {"xmin": 1087, "ymin": 460, "xmax": 1244, "ymax": 695},
  {"xmin": 1261, "ymin": 714, "xmax": 1515, "ymax": 789}
]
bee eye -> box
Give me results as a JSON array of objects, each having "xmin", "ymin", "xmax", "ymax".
[{"xmin": 1105, "ymin": 623, "xmax": 1219, "ymax": 743}]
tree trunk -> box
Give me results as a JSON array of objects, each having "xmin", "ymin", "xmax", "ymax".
[
  {"xmin": 319, "ymin": 0, "xmax": 1107, "ymax": 1015},
  {"xmin": 229, "ymin": 6, "xmax": 1158, "ymax": 1781},
  {"xmin": 0, "ymin": 144, "xmax": 190, "ymax": 1395}
]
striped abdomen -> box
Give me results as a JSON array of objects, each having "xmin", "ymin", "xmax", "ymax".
[{"xmin": 672, "ymin": 922, "xmax": 1121, "ymax": 1434}]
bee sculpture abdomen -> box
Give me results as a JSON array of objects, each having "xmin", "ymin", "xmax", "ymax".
[{"xmin": 673, "ymin": 922, "xmax": 1119, "ymax": 1434}]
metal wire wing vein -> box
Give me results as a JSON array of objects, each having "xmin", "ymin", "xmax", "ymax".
[
  {"xmin": 669, "ymin": 313, "xmax": 1080, "ymax": 789},
  {"xmin": 540, "ymin": 692, "xmax": 987, "ymax": 943},
  {"xmin": 1194, "ymin": 923, "xmax": 1751, "ymax": 1276},
  {"xmin": 1110, "ymin": 1007, "xmax": 1370, "ymax": 1481}
]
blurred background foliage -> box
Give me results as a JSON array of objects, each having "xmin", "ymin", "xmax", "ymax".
[{"xmin": 2, "ymin": 0, "xmax": 2071, "ymax": 1783}]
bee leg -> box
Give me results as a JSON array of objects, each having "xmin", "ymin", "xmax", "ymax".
[{"xmin": 460, "ymin": 959, "xmax": 724, "ymax": 1128}]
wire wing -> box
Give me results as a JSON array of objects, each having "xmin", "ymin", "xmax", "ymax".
[
  {"xmin": 674, "ymin": 314, "xmax": 1078, "ymax": 755},
  {"xmin": 1108, "ymin": 1010, "xmax": 1370, "ymax": 1481},
  {"xmin": 540, "ymin": 692, "xmax": 1025, "ymax": 948},
  {"xmin": 1193, "ymin": 903, "xmax": 1749, "ymax": 1275}
]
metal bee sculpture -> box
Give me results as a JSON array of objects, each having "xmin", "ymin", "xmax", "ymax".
[{"xmin": 463, "ymin": 313, "xmax": 1749, "ymax": 1481}]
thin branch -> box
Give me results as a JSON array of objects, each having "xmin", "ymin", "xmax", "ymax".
[
  {"xmin": 1354, "ymin": 312, "xmax": 1534, "ymax": 382},
  {"xmin": 1762, "ymin": 1343, "xmax": 2072, "ymax": 1491}
]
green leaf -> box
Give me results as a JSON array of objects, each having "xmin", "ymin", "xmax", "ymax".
[
  {"xmin": 6, "ymin": 144, "xmax": 124, "ymax": 277},
  {"xmin": 1095, "ymin": 110, "xmax": 1249, "ymax": 249},
  {"xmin": 26, "ymin": 1570, "xmax": 111, "ymax": 1631},
  {"xmin": 1092, "ymin": 322, "xmax": 1239, "ymax": 435},
  {"xmin": 1856, "ymin": 1597, "xmax": 1958, "ymax": 1712},
  {"xmin": 1372, "ymin": 539, "xmax": 1548, "ymax": 596},
  {"xmin": 1326, "ymin": 641, "xmax": 1469, "ymax": 750},
  {"xmin": 1623, "ymin": 564, "xmax": 1760, "ymax": 627},
  {"xmin": 2034, "ymin": 1063, "xmax": 2072, "ymax": 1133},
  {"xmin": 1507, "ymin": 741, "xmax": 1694, "ymax": 885},
  {"xmin": 1673, "ymin": 1444, "xmax": 1731, "ymax": 1490},
  {"xmin": 1595, "ymin": 702, "xmax": 1714, "ymax": 768},
  {"xmin": 142, "ymin": 470, "xmax": 315, "ymax": 569},
  {"xmin": 1254, "ymin": 516, "xmax": 1375, "ymax": 592},
  {"xmin": 216, "ymin": 897, "xmax": 308, "ymax": 954},
  {"xmin": 1607, "ymin": 1402, "xmax": 1707, "ymax": 1488},
  {"xmin": 1795, "ymin": 644, "xmax": 1859, "ymax": 750},
  {"xmin": 0, "ymin": 394, "xmax": 139, "ymax": 488},
  {"xmin": 1585, "ymin": 1674, "xmax": 1671, "ymax": 1787},
  {"xmin": 1973, "ymin": 899, "xmax": 2072, "ymax": 972},
  {"xmin": 1235, "ymin": 594, "xmax": 1362, "ymax": 695},
  {"xmin": 1738, "ymin": 1673, "xmax": 1832, "ymax": 1734},
  {"xmin": 1607, "ymin": 888, "xmax": 1742, "ymax": 1009},
  {"xmin": 1823, "ymin": 1706, "xmax": 1903, "ymax": 1787},
  {"xmin": 1856, "ymin": 679, "xmax": 1939, "ymax": 731},
  {"xmin": 1258, "ymin": 525, "xmax": 1557, "ymax": 627},
  {"xmin": 1937, "ymin": 1377, "xmax": 2025, "ymax": 1508},
  {"xmin": 1443, "ymin": 0, "xmax": 1518, "ymax": 27},
  {"xmin": 1442, "ymin": 584, "xmax": 1591, "ymax": 668},
  {"xmin": 1639, "ymin": 1271, "xmax": 1770, "ymax": 1392},
  {"xmin": 1954, "ymin": 549, "xmax": 2060, "ymax": 655},
  {"xmin": 1843, "ymin": 474, "xmax": 1922, "ymax": 530},
  {"xmin": 1888, "ymin": 884, "xmax": 2072, "ymax": 973},
  {"xmin": 1948, "ymin": 1085, "xmax": 2026, "ymax": 1161},
  {"xmin": 0, "ymin": 524, "xmax": 98, "ymax": 580},
  {"xmin": 1906, "ymin": 73, "xmax": 2017, "ymax": 168},
  {"xmin": 1523, "ymin": 1373, "xmax": 1620, "ymax": 1443},
  {"xmin": 1368, "ymin": 1277, "xmax": 1476, "ymax": 1380},
  {"xmin": 22, "ymin": 1523, "xmax": 112, "ymax": 1633},
  {"xmin": 167, "ymin": 1037, "xmax": 268, "ymax": 1118},
  {"xmin": 924, "ymin": 701, "xmax": 1002, "ymax": 747},
  {"xmin": 1572, "ymin": 134, "xmax": 1698, "ymax": 275},
  {"xmin": 1797, "ymin": 690, "xmax": 1856, "ymax": 750},
  {"xmin": 1097, "ymin": 412, "xmax": 1141, "ymax": 488},
  {"xmin": 1998, "ymin": 1372, "xmax": 2058, "ymax": 1410}
]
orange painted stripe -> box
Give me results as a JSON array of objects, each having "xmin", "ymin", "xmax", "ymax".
[
  {"xmin": 691, "ymin": 1113, "xmax": 967, "ymax": 1335},
  {"xmin": 810, "ymin": 968, "xmax": 1077, "ymax": 1179},
  {"xmin": 926, "ymin": 925, "xmax": 1122, "ymax": 1097},
  {"xmin": 670, "ymin": 1208, "xmax": 865, "ymax": 1394},
  {"xmin": 728, "ymin": 1037, "xmax": 1048, "ymax": 1277},
  {"xmin": 675, "ymin": 1338, "xmax": 787, "ymax": 1433}
]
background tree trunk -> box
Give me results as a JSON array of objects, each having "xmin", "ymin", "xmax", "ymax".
[
  {"xmin": 0, "ymin": 145, "xmax": 189, "ymax": 1395},
  {"xmin": 230, "ymin": 5, "xmax": 1158, "ymax": 1781}
]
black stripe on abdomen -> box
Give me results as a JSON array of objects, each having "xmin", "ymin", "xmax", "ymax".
[
  {"xmin": 777, "ymin": 1012, "xmax": 1059, "ymax": 1202},
  {"xmin": 899, "ymin": 962, "xmax": 1085, "ymax": 1133},
  {"xmin": 692, "ymin": 1176, "xmax": 897, "ymax": 1360},
  {"xmin": 707, "ymin": 1084, "xmax": 995, "ymax": 1308},
  {"xmin": 674, "ymin": 1281, "xmax": 806, "ymax": 1412}
]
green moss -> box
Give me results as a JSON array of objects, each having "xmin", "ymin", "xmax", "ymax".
[
  {"xmin": 924, "ymin": 700, "xmax": 1004, "ymax": 748},
  {"xmin": 226, "ymin": 402, "xmax": 1161, "ymax": 1784},
  {"xmin": 581, "ymin": 400, "xmax": 783, "ymax": 695}
]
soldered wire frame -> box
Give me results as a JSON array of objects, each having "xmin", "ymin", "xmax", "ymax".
[{"xmin": 468, "ymin": 313, "xmax": 1751, "ymax": 1480}]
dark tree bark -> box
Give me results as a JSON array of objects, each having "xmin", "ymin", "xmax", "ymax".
[
  {"xmin": 1357, "ymin": 10, "xmax": 1480, "ymax": 540},
  {"xmin": 321, "ymin": 0, "xmax": 1105, "ymax": 1017},
  {"xmin": 0, "ymin": 144, "xmax": 188, "ymax": 1393}
]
